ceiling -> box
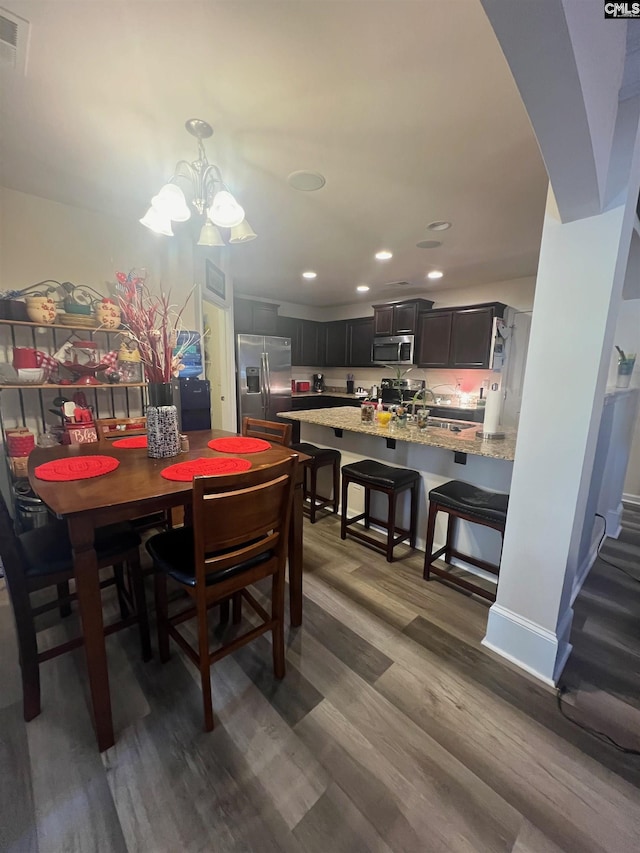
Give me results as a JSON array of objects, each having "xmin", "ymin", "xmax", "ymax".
[{"xmin": 0, "ymin": 1, "xmax": 548, "ymax": 306}]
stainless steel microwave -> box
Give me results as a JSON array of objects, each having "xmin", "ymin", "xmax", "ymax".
[{"xmin": 372, "ymin": 335, "xmax": 415, "ymax": 365}]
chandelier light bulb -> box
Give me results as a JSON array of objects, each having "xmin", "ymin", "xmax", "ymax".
[
  {"xmin": 140, "ymin": 207, "xmax": 174, "ymax": 236},
  {"xmin": 197, "ymin": 221, "xmax": 225, "ymax": 247},
  {"xmin": 151, "ymin": 184, "xmax": 191, "ymax": 222},
  {"xmin": 208, "ymin": 190, "xmax": 245, "ymax": 228},
  {"xmin": 229, "ymin": 220, "xmax": 257, "ymax": 243}
]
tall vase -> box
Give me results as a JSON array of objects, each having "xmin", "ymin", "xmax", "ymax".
[{"xmin": 146, "ymin": 382, "xmax": 180, "ymax": 459}]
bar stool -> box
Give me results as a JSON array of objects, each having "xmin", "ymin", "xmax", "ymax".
[
  {"xmin": 291, "ymin": 442, "xmax": 341, "ymax": 523},
  {"xmin": 423, "ymin": 480, "xmax": 508, "ymax": 602},
  {"xmin": 340, "ymin": 460, "xmax": 420, "ymax": 562}
]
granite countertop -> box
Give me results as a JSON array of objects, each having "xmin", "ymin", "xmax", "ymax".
[{"xmin": 279, "ymin": 406, "xmax": 517, "ymax": 461}]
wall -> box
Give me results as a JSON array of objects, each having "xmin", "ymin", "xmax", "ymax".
[{"xmin": 0, "ymin": 187, "xmax": 197, "ymax": 327}]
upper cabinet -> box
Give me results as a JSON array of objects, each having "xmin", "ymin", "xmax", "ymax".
[
  {"xmin": 417, "ymin": 302, "xmax": 506, "ymax": 369},
  {"xmin": 323, "ymin": 320, "xmax": 348, "ymax": 367},
  {"xmin": 234, "ymin": 298, "xmax": 279, "ymax": 336},
  {"xmin": 346, "ymin": 317, "xmax": 375, "ymax": 367},
  {"xmin": 372, "ymin": 299, "xmax": 434, "ymax": 336}
]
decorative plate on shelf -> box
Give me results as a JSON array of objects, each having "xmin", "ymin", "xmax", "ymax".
[{"xmin": 57, "ymin": 313, "xmax": 98, "ymax": 327}]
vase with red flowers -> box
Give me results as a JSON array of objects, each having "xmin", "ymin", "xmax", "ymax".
[{"xmin": 116, "ymin": 269, "xmax": 198, "ymax": 458}]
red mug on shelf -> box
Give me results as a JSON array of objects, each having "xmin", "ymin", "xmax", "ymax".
[{"xmin": 12, "ymin": 347, "xmax": 39, "ymax": 368}]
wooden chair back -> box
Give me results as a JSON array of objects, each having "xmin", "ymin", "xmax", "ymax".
[
  {"xmin": 96, "ymin": 416, "xmax": 147, "ymax": 443},
  {"xmin": 192, "ymin": 456, "xmax": 297, "ymax": 588},
  {"xmin": 241, "ymin": 417, "xmax": 292, "ymax": 447}
]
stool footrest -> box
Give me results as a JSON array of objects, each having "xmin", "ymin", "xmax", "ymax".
[
  {"xmin": 447, "ymin": 548, "xmax": 500, "ymax": 577},
  {"xmin": 427, "ymin": 563, "xmax": 496, "ymax": 602}
]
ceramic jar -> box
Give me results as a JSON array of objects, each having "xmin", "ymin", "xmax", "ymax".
[
  {"xmin": 95, "ymin": 298, "xmax": 121, "ymax": 330},
  {"xmin": 26, "ymin": 296, "xmax": 57, "ymax": 324}
]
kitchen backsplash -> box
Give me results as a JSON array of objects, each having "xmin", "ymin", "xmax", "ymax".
[{"xmin": 291, "ymin": 366, "xmax": 499, "ymax": 403}]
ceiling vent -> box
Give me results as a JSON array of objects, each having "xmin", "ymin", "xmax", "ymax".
[
  {"xmin": 384, "ymin": 280, "xmax": 412, "ymax": 289},
  {"xmin": 0, "ymin": 7, "xmax": 29, "ymax": 74}
]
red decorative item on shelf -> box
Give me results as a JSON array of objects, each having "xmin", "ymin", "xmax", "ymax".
[
  {"xmin": 34, "ymin": 455, "xmax": 120, "ymax": 481},
  {"xmin": 208, "ymin": 437, "xmax": 271, "ymax": 454},
  {"xmin": 112, "ymin": 436, "xmax": 148, "ymax": 448},
  {"xmin": 6, "ymin": 428, "xmax": 35, "ymax": 457},
  {"xmin": 161, "ymin": 457, "xmax": 252, "ymax": 481}
]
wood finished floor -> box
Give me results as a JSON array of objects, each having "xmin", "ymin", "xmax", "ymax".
[{"xmin": 1, "ymin": 504, "xmax": 639, "ymax": 852}]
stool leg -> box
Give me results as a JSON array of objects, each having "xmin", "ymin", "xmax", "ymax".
[
  {"xmin": 57, "ymin": 581, "xmax": 72, "ymax": 618},
  {"xmin": 445, "ymin": 513, "xmax": 456, "ymax": 563},
  {"xmin": 386, "ymin": 490, "xmax": 398, "ymax": 562},
  {"xmin": 364, "ymin": 487, "xmax": 371, "ymax": 529},
  {"xmin": 423, "ymin": 502, "xmax": 438, "ymax": 580},
  {"xmin": 332, "ymin": 458, "xmax": 340, "ymax": 514},
  {"xmin": 309, "ymin": 464, "xmax": 318, "ymax": 524},
  {"xmin": 410, "ymin": 480, "xmax": 419, "ymax": 549},
  {"xmin": 340, "ymin": 475, "xmax": 349, "ymax": 540}
]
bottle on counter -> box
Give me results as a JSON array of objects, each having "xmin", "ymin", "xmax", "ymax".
[{"xmin": 375, "ymin": 398, "xmax": 384, "ymax": 422}]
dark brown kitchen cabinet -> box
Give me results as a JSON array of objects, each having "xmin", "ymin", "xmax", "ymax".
[
  {"xmin": 300, "ymin": 320, "xmax": 324, "ymax": 366},
  {"xmin": 276, "ymin": 315, "xmax": 301, "ymax": 360},
  {"xmin": 372, "ymin": 299, "xmax": 434, "ymax": 336},
  {"xmin": 417, "ymin": 302, "xmax": 506, "ymax": 369},
  {"xmin": 416, "ymin": 310, "xmax": 453, "ymax": 368},
  {"xmin": 451, "ymin": 306, "xmax": 497, "ymax": 368},
  {"xmin": 323, "ymin": 320, "xmax": 348, "ymax": 367},
  {"xmin": 346, "ymin": 317, "xmax": 374, "ymax": 367},
  {"xmin": 234, "ymin": 298, "xmax": 279, "ymax": 336}
]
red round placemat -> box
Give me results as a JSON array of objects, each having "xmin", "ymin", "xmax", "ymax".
[
  {"xmin": 112, "ymin": 436, "xmax": 148, "ymax": 448},
  {"xmin": 161, "ymin": 457, "xmax": 252, "ymax": 481},
  {"xmin": 208, "ymin": 437, "xmax": 271, "ymax": 453},
  {"xmin": 34, "ymin": 455, "xmax": 120, "ymax": 482}
]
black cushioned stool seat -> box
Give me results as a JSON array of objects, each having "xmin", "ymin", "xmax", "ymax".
[
  {"xmin": 340, "ymin": 460, "xmax": 421, "ymax": 562},
  {"xmin": 423, "ymin": 480, "xmax": 509, "ymax": 602},
  {"xmin": 291, "ymin": 443, "xmax": 341, "ymax": 523}
]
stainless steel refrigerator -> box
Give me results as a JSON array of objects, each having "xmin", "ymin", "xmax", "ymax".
[{"xmin": 236, "ymin": 334, "xmax": 292, "ymax": 423}]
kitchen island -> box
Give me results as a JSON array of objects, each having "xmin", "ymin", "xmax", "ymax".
[{"xmin": 280, "ymin": 406, "xmax": 516, "ymax": 586}]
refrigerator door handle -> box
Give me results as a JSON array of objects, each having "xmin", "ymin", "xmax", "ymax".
[
  {"xmin": 264, "ymin": 350, "xmax": 272, "ymax": 410},
  {"xmin": 260, "ymin": 352, "xmax": 267, "ymax": 416}
]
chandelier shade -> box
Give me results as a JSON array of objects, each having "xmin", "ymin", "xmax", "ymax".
[
  {"xmin": 229, "ymin": 220, "xmax": 257, "ymax": 243},
  {"xmin": 197, "ymin": 221, "xmax": 225, "ymax": 247},
  {"xmin": 140, "ymin": 206, "xmax": 174, "ymax": 236},
  {"xmin": 140, "ymin": 119, "xmax": 255, "ymax": 244}
]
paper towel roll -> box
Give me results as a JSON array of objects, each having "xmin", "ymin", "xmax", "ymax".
[{"xmin": 482, "ymin": 384, "xmax": 502, "ymax": 435}]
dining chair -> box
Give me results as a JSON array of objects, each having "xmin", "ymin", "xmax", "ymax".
[
  {"xmin": 0, "ymin": 489, "xmax": 151, "ymax": 722},
  {"xmin": 146, "ymin": 456, "xmax": 298, "ymax": 731},
  {"xmin": 241, "ymin": 416, "xmax": 292, "ymax": 446},
  {"xmin": 95, "ymin": 415, "xmax": 173, "ymax": 531},
  {"xmin": 95, "ymin": 416, "xmax": 148, "ymax": 442}
]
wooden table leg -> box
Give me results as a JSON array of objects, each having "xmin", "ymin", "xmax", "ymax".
[
  {"xmin": 68, "ymin": 515, "xmax": 114, "ymax": 752},
  {"xmin": 289, "ymin": 463, "xmax": 304, "ymax": 627}
]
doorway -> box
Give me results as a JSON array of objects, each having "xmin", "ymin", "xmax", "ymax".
[{"xmin": 201, "ymin": 297, "xmax": 234, "ymax": 430}]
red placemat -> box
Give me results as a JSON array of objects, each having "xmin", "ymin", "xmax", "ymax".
[
  {"xmin": 112, "ymin": 436, "xmax": 148, "ymax": 448},
  {"xmin": 34, "ymin": 455, "xmax": 120, "ymax": 482},
  {"xmin": 161, "ymin": 457, "xmax": 252, "ymax": 481},
  {"xmin": 208, "ymin": 437, "xmax": 271, "ymax": 453}
]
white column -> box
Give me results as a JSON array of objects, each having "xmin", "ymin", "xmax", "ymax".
[{"xmin": 483, "ymin": 188, "xmax": 638, "ymax": 683}]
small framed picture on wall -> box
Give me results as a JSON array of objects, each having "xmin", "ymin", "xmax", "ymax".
[{"xmin": 205, "ymin": 259, "xmax": 226, "ymax": 302}]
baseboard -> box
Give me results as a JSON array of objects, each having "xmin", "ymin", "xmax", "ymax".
[
  {"xmin": 622, "ymin": 492, "xmax": 640, "ymax": 507},
  {"xmin": 571, "ymin": 530, "xmax": 604, "ymax": 604},
  {"xmin": 482, "ymin": 603, "xmax": 573, "ymax": 685}
]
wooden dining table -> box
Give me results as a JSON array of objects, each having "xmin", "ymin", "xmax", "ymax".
[{"xmin": 28, "ymin": 429, "xmax": 306, "ymax": 752}]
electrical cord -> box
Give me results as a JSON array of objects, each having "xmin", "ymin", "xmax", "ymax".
[
  {"xmin": 553, "ymin": 511, "xmax": 640, "ymax": 755},
  {"xmin": 556, "ymin": 686, "xmax": 640, "ymax": 755},
  {"xmin": 594, "ymin": 512, "xmax": 640, "ymax": 584}
]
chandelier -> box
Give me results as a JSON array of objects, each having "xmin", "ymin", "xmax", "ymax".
[{"xmin": 140, "ymin": 119, "xmax": 257, "ymax": 246}]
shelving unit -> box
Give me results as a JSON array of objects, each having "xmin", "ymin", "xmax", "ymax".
[{"xmin": 0, "ymin": 316, "xmax": 147, "ymax": 433}]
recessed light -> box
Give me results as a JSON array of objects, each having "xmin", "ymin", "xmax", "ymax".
[
  {"xmin": 427, "ymin": 221, "xmax": 451, "ymax": 231},
  {"xmin": 416, "ymin": 240, "xmax": 442, "ymax": 249},
  {"xmin": 288, "ymin": 171, "xmax": 326, "ymax": 191},
  {"xmin": 375, "ymin": 250, "xmax": 393, "ymax": 261},
  {"xmin": 302, "ymin": 271, "xmax": 317, "ymax": 280},
  {"xmin": 427, "ymin": 270, "xmax": 444, "ymax": 279},
  {"xmin": 356, "ymin": 285, "xmax": 370, "ymax": 292}
]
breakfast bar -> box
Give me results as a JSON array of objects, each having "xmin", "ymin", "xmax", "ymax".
[{"xmin": 280, "ymin": 406, "xmax": 516, "ymax": 574}]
